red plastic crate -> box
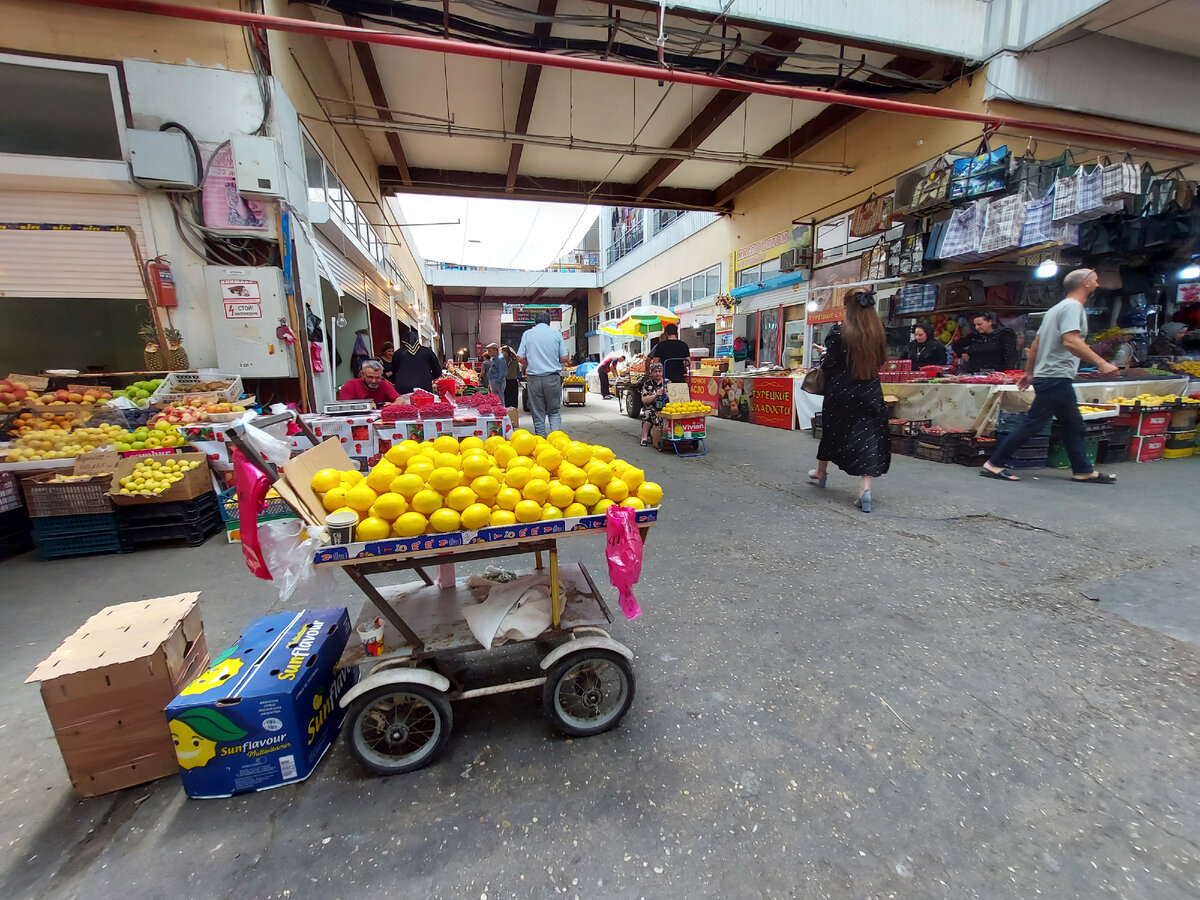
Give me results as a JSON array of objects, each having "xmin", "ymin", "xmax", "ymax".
[
  {"xmin": 1129, "ymin": 434, "xmax": 1166, "ymax": 462},
  {"xmin": 1112, "ymin": 409, "xmax": 1170, "ymax": 435}
]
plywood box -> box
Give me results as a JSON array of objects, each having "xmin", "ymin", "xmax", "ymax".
[{"xmin": 27, "ymin": 593, "xmax": 209, "ymax": 797}]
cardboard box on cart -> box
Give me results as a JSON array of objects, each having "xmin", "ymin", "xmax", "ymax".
[
  {"xmin": 165, "ymin": 608, "xmax": 357, "ymax": 798},
  {"xmin": 25, "ymin": 593, "xmax": 210, "ymax": 797}
]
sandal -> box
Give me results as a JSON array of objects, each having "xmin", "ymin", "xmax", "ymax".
[
  {"xmin": 979, "ymin": 467, "xmax": 1020, "ymax": 482},
  {"xmin": 640, "ymin": 438, "xmax": 650, "ymax": 446},
  {"xmin": 1072, "ymin": 472, "xmax": 1117, "ymax": 484}
]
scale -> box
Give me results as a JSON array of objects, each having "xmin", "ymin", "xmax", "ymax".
[{"xmin": 322, "ymin": 400, "xmax": 375, "ymax": 415}]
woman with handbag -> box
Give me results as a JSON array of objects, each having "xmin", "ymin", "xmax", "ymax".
[{"xmin": 806, "ymin": 290, "xmax": 891, "ymax": 512}]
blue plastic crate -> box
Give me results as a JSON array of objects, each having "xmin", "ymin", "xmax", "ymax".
[
  {"xmin": 31, "ymin": 513, "xmax": 119, "ymax": 539},
  {"xmin": 218, "ymin": 486, "xmax": 294, "ymax": 523},
  {"xmin": 35, "ymin": 528, "xmax": 130, "ymax": 560}
]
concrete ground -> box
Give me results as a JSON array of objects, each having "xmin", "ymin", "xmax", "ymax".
[{"xmin": 2, "ymin": 400, "xmax": 1199, "ymax": 899}]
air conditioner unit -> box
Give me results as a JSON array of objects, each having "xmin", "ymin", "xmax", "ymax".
[
  {"xmin": 603, "ymin": 292, "xmax": 612, "ymax": 307},
  {"xmin": 779, "ymin": 248, "xmax": 814, "ymax": 272}
]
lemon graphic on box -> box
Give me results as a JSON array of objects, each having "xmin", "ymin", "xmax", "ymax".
[
  {"xmin": 180, "ymin": 648, "xmax": 243, "ymax": 696},
  {"xmin": 169, "ymin": 708, "xmax": 248, "ymax": 770}
]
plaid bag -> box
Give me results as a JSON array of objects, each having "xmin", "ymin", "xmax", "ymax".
[
  {"xmin": 850, "ymin": 193, "xmax": 893, "ymax": 237},
  {"xmin": 940, "ymin": 200, "xmax": 988, "ymax": 262},
  {"xmin": 979, "ymin": 194, "xmax": 1024, "ymax": 256},
  {"xmin": 1051, "ymin": 174, "xmax": 1077, "ymax": 223},
  {"xmin": 1101, "ymin": 156, "xmax": 1140, "ymax": 201},
  {"xmin": 1020, "ymin": 186, "xmax": 1057, "ymax": 247},
  {"xmin": 894, "ymin": 282, "xmax": 937, "ymax": 315},
  {"xmin": 1070, "ymin": 166, "xmax": 1123, "ymax": 223}
]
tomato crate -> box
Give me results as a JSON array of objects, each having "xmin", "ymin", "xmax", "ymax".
[
  {"xmin": 956, "ymin": 436, "xmax": 997, "ymax": 467},
  {"xmin": 915, "ymin": 429, "xmax": 969, "ymax": 448},
  {"xmin": 888, "ymin": 418, "xmax": 931, "ymax": 436},
  {"xmin": 915, "ymin": 442, "xmax": 958, "ymax": 464},
  {"xmin": 890, "ymin": 434, "xmax": 915, "ymax": 455}
]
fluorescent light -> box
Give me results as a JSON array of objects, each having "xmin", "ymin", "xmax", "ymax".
[
  {"xmin": 1179, "ymin": 265, "xmax": 1200, "ymax": 280},
  {"xmin": 1035, "ymin": 259, "xmax": 1058, "ymax": 279},
  {"xmin": 806, "ymin": 300, "xmax": 819, "ymax": 312}
]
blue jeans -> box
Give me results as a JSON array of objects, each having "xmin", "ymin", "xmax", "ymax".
[
  {"xmin": 989, "ymin": 377, "xmax": 1094, "ymax": 475},
  {"xmin": 526, "ymin": 373, "xmax": 562, "ymax": 436}
]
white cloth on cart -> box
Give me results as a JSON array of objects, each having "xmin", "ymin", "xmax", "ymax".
[{"xmin": 462, "ymin": 574, "xmax": 552, "ymax": 649}]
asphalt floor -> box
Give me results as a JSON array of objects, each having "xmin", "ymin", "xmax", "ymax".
[{"xmin": 2, "ymin": 400, "xmax": 1198, "ymax": 899}]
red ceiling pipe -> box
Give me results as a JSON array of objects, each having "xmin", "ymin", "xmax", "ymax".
[{"xmin": 51, "ymin": 0, "xmax": 1200, "ymax": 159}]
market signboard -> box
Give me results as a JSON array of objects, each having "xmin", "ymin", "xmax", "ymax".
[
  {"xmin": 687, "ymin": 375, "xmax": 718, "ymax": 408},
  {"xmin": 511, "ymin": 306, "xmax": 563, "ymax": 322},
  {"xmin": 748, "ymin": 377, "xmax": 796, "ymax": 430}
]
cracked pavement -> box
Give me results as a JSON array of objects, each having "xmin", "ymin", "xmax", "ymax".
[{"xmin": 1, "ymin": 403, "xmax": 1198, "ymax": 898}]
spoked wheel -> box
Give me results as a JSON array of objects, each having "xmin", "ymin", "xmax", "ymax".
[
  {"xmin": 543, "ymin": 650, "xmax": 635, "ymax": 737},
  {"xmin": 346, "ymin": 684, "xmax": 452, "ymax": 775}
]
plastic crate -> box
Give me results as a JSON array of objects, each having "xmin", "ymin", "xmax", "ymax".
[
  {"xmin": 1163, "ymin": 446, "xmax": 1195, "ymax": 459},
  {"xmin": 119, "ymin": 515, "xmax": 221, "ymax": 549},
  {"xmin": 31, "ymin": 513, "xmax": 130, "ymax": 560},
  {"xmin": 150, "ymin": 372, "xmax": 243, "ymax": 406},
  {"xmin": 888, "ymin": 418, "xmax": 931, "ymax": 436},
  {"xmin": 915, "ymin": 429, "xmax": 968, "ymax": 448},
  {"xmin": 915, "ymin": 442, "xmax": 958, "ymax": 464},
  {"xmin": 996, "ymin": 410, "xmax": 1053, "ymax": 435},
  {"xmin": 114, "ymin": 492, "xmax": 219, "ymax": 526},
  {"xmin": 956, "ymin": 436, "xmax": 997, "ymax": 467},
  {"xmin": 0, "ymin": 472, "xmax": 23, "ymax": 513},
  {"xmin": 218, "ymin": 486, "xmax": 295, "ymax": 523},
  {"xmin": 23, "ymin": 474, "xmax": 114, "ymax": 517},
  {"xmin": 1047, "ymin": 437, "xmax": 1101, "ymax": 469},
  {"xmin": 0, "ymin": 507, "xmax": 33, "ymax": 559},
  {"xmin": 890, "ymin": 434, "xmax": 915, "ymax": 455}
]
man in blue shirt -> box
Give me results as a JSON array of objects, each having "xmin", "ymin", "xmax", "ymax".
[{"xmin": 517, "ymin": 311, "xmax": 570, "ymax": 436}]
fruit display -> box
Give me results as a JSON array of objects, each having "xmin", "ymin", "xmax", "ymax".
[
  {"xmin": 152, "ymin": 400, "xmax": 246, "ymax": 426},
  {"xmin": 1, "ymin": 380, "xmax": 115, "ymax": 410},
  {"xmin": 1078, "ymin": 405, "xmax": 1113, "ymax": 414},
  {"xmin": 380, "ymin": 403, "xmax": 420, "ymax": 422},
  {"xmin": 5, "ymin": 414, "xmax": 128, "ymax": 462},
  {"xmin": 308, "ymin": 429, "xmax": 663, "ymax": 542},
  {"xmin": 1169, "ymin": 361, "xmax": 1200, "ymax": 377},
  {"xmin": 661, "ymin": 401, "xmax": 713, "ymax": 416},
  {"xmin": 111, "ymin": 379, "xmax": 164, "ymax": 408},
  {"xmin": 0, "ymin": 378, "xmax": 32, "ymax": 409},
  {"xmin": 112, "ymin": 421, "xmax": 189, "ymax": 451},
  {"xmin": 1112, "ymin": 393, "xmax": 1200, "ymax": 407},
  {"xmin": 460, "ymin": 392, "xmax": 507, "ymax": 414},
  {"xmin": 563, "ymin": 375, "xmax": 587, "ymax": 385},
  {"xmin": 116, "ymin": 457, "xmax": 202, "ymax": 495}
]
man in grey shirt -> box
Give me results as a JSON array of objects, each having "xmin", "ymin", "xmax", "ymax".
[
  {"xmin": 483, "ymin": 342, "xmax": 507, "ymax": 396},
  {"xmin": 981, "ymin": 268, "xmax": 1119, "ymax": 484},
  {"xmin": 517, "ymin": 310, "xmax": 570, "ymax": 436}
]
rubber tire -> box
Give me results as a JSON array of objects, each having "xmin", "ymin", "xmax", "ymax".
[
  {"xmin": 346, "ymin": 683, "xmax": 453, "ymax": 776},
  {"xmin": 542, "ymin": 649, "xmax": 636, "ymax": 737}
]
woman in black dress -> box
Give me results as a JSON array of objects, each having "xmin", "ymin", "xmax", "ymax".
[{"xmin": 808, "ymin": 289, "xmax": 891, "ymax": 512}]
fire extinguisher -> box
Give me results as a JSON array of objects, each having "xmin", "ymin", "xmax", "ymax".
[{"xmin": 147, "ymin": 257, "xmax": 178, "ymax": 308}]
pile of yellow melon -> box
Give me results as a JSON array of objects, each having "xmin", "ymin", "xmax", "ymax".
[{"xmin": 309, "ymin": 429, "xmax": 663, "ymax": 542}]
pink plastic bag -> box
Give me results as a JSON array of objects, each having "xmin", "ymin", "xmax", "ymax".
[
  {"xmin": 233, "ymin": 447, "xmax": 273, "ymax": 581},
  {"xmin": 605, "ymin": 505, "xmax": 643, "ymax": 620}
]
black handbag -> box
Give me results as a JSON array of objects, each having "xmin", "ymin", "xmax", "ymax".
[{"xmin": 1078, "ymin": 215, "xmax": 1123, "ymax": 256}]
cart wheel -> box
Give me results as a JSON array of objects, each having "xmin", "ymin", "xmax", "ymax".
[
  {"xmin": 346, "ymin": 684, "xmax": 452, "ymax": 775},
  {"xmin": 543, "ymin": 650, "xmax": 635, "ymax": 737}
]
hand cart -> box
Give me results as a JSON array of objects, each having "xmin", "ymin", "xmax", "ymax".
[
  {"xmin": 656, "ymin": 409, "xmax": 713, "ymax": 458},
  {"xmin": 228, "ymin": 412, "xmax": 655, "ymax": 777}
]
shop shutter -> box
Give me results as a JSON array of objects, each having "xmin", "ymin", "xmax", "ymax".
[
  {"xmin": 739, "ymin": 284, "xmax": 809, "ymax": 315},
  {"xmin": 0, "ymin": 192, "xmax": 150, "ymax": 299}
]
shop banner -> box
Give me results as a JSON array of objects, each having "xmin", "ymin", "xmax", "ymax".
[
  {"xmin": 688, "ymin": 375, "xmax": 719, "ymax": 408},
  {"xmin": 748, "ymin": 377, "xmax": 796, "ymax": 430},
  {"xmin": 512, "ymin": 306, "xmax": 563, "ymax": 322}
]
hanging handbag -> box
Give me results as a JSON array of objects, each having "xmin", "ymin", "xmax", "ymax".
[
  {"xmin": 895, "ymin": 282, "xmax": 938, "ymax": 315},
  {"xmin": 937, "ymin": 279, "xmax": 985, "ymax": 310},
  {"xmin": 1078, "ymin": 215, "xmax": 1122, "ymax": 256},
  {"xmin": 859, "ymin": 242, "xmax": 889, "ymax": 281},
  {"xmin": 1020, "ymin": 185, "xmax": 1057, "ymax": 247},
  {"xmin": 1051, "ymin": 173, "xmax": 1079, "ymax": 223},
  {"xmin": 801, "ymin": 366, "xmax": 826, "ymax": 395},
  {"xmin": 1144, "ymin": 167, "xmax": 1184, "ymax": 215},
  {"xmin": 896, "ymin": 234, "xmax": 926, "ymax": 276},
  {"xmin": 978, "ymin": 193, "xmax": 1024, "ymax": 256},
  {"xmin": 950, "ymin": 139, "xmax": 1011, "ymax": 202},
  {"xmin": 925, "ymin": 219, "xmax": 949, "ymax": 260},
  {"xmin": 850, "ymin": 193, "xmax": 893, "ymax": 237},
  {"xmin": 912, "ymin": 157, "xmax": 951, "ymax": 210},
  {"xmin": 1100, "ymin": 155, "xmax": 1141, "ymax": 201},
  {"xmin": 940, "ymin": 200, "xmax": 988, "ymax": 262},
  {"xmin": 1070, "ymin": 165, "xmax": 1123, "ymax": 223},
  {"xmin": 1008, "ymin": 147, "xmax": 1069, "ymax": 200}
]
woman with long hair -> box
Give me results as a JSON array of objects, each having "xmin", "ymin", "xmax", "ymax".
[{"xmin": 808, "ymin": 289, "xmax": 891, "ymax": 511}]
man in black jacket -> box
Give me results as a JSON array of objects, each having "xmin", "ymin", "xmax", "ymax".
[{"xmin": 953, "ymin": 312, "xmax": 1018, "ymax": 373}]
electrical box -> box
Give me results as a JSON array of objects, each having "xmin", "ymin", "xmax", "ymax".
[
  {"xmin": 230, "ymin": 134, "xmax": 285, "ymax": 199},
  {"xmin": 203, "ymin": 266, "xmax": 297, "ymax": 378},
  {"xmin": 127, "ymin": 129, "xmax": 198, "ymax": 189}
]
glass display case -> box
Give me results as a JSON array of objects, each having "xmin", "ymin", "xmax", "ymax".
[{"xmin": 784, "ymin": 319, "xmax": 806, "ymax": 369}]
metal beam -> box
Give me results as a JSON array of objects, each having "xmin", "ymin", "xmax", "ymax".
[
  {"xmin": 506, "ymin": 0, "xmax": 558, "ymax": 191},
  {"xmin": 344, "ymin": 13, "xmax": 411, "ymax": 185},
  {"xmin": 713, "ymin": 58, "xmax": 938, "ymax": 206},
  {"xmin": 634, "ymin": 31, "xmax": 800, "ymax": 199},
  {"xmin": 381, "ymin": 166, "xmax": 725, "ymax": 211}
]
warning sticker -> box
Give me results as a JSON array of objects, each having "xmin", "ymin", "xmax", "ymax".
[
  {"xmin": 224, "ymin": 303, "xmax": 262, "ymax": 319},
  {"xmin": 219, "ymin": 279, "xmax": 261, "ymax": 303}
]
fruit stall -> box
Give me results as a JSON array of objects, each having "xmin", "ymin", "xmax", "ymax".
[
  {"xmin": 562, "ymin": 373, "xmax": 588, "ymax": 407},
  {"xmin": 656, "ymin": 400, "xmax": 715, "ymax": 458}
]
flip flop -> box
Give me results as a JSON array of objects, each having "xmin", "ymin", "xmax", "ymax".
[
  {"xmin": 1072, "ymin": 472, "xmax": 1117, "ymax": 484},
  {"xmin": 979, "ymin": 467, "xmax": 1020, "ymax": 482}
]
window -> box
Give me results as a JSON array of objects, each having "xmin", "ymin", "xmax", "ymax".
[
  {"xmin": 681, "ymin": 277, "xmax": 693, "ymax": 306},
  {"xmin": 303, "ymin": 138, "xmax": 325, "ymax": 204},
  {"xmin": 736, "ymin": 264, "xmax": 761, "ymax": 287},
  {"xmin": 0, "ymin": 57, "xmax": 123, "ymax": 160},
  {"xmin": 706, "ymin": 267, "xmax": 721, "ymax": 298}
]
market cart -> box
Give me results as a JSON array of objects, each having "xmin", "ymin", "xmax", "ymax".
[
  {"xmin": 562, "ymin": 379, "xmax": 588, "ymax": 407},
  {"xmin": 228, "ymin": 413, "xmax": 656, "ymax": 777},
  {"xmin": 656, "ymin": 409, "xmax": 713, "ymax": 458}
]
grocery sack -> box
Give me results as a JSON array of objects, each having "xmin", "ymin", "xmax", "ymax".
[
  {"xmin": 1020, "ymin": 187, "xmax": 1057, "ymax": 247},
  {"xmin": 979, "ymin": 193, "xmax": 1023, "ymax": 256},
  {"xmin": 233, "ymin": 447, "xmax": 273, "ymax": 581},
  {"xmin": 605, "ymin": 505, "xmax": 644, "ymax": 620}
]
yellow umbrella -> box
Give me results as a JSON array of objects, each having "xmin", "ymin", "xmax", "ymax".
[
  {"xmin": 600, "ymin": 321, "xmax": 643, "ymax": 338},
  {"xmin": 628, "ymin": 305, "xmax": 679, "ymax": 324}
]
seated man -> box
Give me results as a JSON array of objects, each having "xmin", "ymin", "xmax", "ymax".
[{"xmin": 338, "ymin": 358, "xmax": 400, "ymax": 404}]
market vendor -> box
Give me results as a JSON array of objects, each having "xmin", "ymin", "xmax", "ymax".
[
  {"xmin": 391, "ymin": 327, "xmax": 443, "ymax": 394},
  {"xmin": 338, "ymin": 358, "xmax": 400, "ymax": 404},
  {"xmin": 1149, "ymin": 323, "xmax": 1188, "ymax": 357},
  {"xmin": 483, "ymin": 342, "xmax": 508, "ymax": 396},
  {"xmin": 902, "ymin": 324, "xmax": 948, "ymax": 367},
  {"xmin": 953, "ymin": 312, "xmax": 1017, "ymax": 373},
  {"xmin": 638, "ymin": 361, "xmax": 667, "ymax": 447}
]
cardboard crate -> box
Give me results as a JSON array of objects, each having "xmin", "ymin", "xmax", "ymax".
[
  {"xmin": 108, "ymin": 452, "xmax": 214, "ymax": 506},
  {"xmin": 1130, "ymin": 434, "xmax": 1166, "ymax": 462},
  {"xmin": 165, "ymin": 608, "xmax": 356, "ymax": 798},
  {"xmin": 25, "ymin": 593, "xmax": 209, "ymax": 797}
]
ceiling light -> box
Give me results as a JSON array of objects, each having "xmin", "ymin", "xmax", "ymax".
[
  {"xmin": 1035, "ymin": 259, "xmax": 1059, "ymax": 279},
  {"xmin": 1178, "ymin": 264, "xmax": 1200, "ymax": 280}
]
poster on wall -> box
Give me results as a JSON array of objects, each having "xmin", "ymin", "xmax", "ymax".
[
  {"xmin": 733, "ymin": 223, "xmax": 814, "ymax": 279},
  {"xmin": 714, "ymin": 314, "xmax": 734, "ymax": 358},
  {"xmin": 202, "ymin": 144, "xmax": 269, "ymax": 231}
]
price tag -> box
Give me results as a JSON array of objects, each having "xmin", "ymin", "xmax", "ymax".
[
  {"xmin": 73, "ymin": 450, "xmax": 119, "ymax": 476},
  {"xmin": 666, "ymin": 383, "xmax": 690, "ymax": 403},
  {"xmin": 7, "ymin": 373, "xmax": 49, "ymax": 392}
]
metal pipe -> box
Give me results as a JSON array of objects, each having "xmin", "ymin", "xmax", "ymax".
[{"xmin": 53, "ymin": 0, "xmax": 1200, "ymax": 159}]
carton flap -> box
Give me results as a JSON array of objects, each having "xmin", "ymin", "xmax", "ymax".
[
  {"xmin": 280, "ymin": 439, "xmax": 355, "ymax": 527},
  {"xmin": 27, "ymin": 593, "xmax": 202, "ymax": 683},
  {"xmin": 74, "ymin": 450, "xmax": 119, "ymax": 476}
]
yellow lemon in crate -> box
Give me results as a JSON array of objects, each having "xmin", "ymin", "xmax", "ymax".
[
  {"xmin": 587, "ymin": 462, "xmax": 613, "ymax": 487},
  {"xmin": 429, "ymin": 508, "xmax": 461, "ymax": 533},
  {"xmin": 558, "ymin": 463, "xmax": 587, "ymax": 490},
  {"xmin": 389, "ymin": 472, "xmax": 425, "ymax": 499},
  {"xmin": 393, "ymin": 512, "xmax": 427, "ymax": 538},
  {"xmin": 621, "ymin": 466, "xmax": 645, "ymax": 491},
  {"xmin": 433, "ymin": 435, "xmax": 460, "ymax": 454},
  {"xmin": 484, "ymin": 435, "xmax": 507, "ymax": 454},
  {"xmin": 345, "ymin": 483, "xmax": 378, "ymax": 513},
  {"xmin": 471, "ymin": 475, "xmax": 500, "ymax": 500},
  {"xmin": 514, "ymin": 499, "xmax": 542, "ymax": 523},
  {"xmin": 427, "ymin": 466, "xmax": 460, "ymax": 493},
  {"xmin": 365, "ymin": 462, "xmax": 399, "ymax": 493},
  {"xmin": 506, "ymin": 454, "xmax": 534, "ymax": 471},
  {"xmin": 460, "ymin": 436, "xmax": 485, "ymax": 452},
  {"xmin": 489, "ymin": 509, "xmax": 517, "ymax": 526},
  {"xmin": 460, "ymin": 503, "xmax": 491, "ymax": 530},
  {"xmin": 592, "ymin": 498, "xmax": 615, "ymax": 514},
  {"xmin": 620, "ymin": 497, "xmax": 646, "ymax": 510},
  {"xmin": 493, "ymin": 443, "xmax": 517, "ymax": 467},
  {"xmin": 504, "ymin": 466, "xmax": 532, "ymax": 490},
  {"xmin": 355, "ymin": 517, "xmax": 392, "ymax": 542},
  {"xmin": 488, "ymin": 466, "xmax": 506, "ymax": 482},
  {"xmin": 495, "ymin": 487, "xmax": 521, "ymax": 511},
  {"xmin": 529, "ymin": 465, "xmax": 551, "ymax": 483},
  {"xmin": 548, "ymin": 482, "xmax": 574, "ymax": 509},
  {"xmin": 547, "ymin": 430, "xmax": 570, "ymax": 448},
  {"xmin": 591, "ymin": 445, "xmax": 615, "ymax": 463},
  {"xmin": 446, "ymin": 486, "xmax": 477, "ymax": 512},
  {"xmin": 411, "ymin": 489, "xmax": 444, "ymax": 516},
  {"xmin": 522, "ymin": 478, "xmax": 551, "ymax": 504},
  {"xmin": 535, "ymin": 447, "xmax": 562, "ymax": 473},
  {"xmin": 564, "ymin": 502, "xmax": 589, "ymax": 518},
  {"xmin": 322, "ymin": 487, "xmax": 349, "ymax": 513},
  {"xmin": 384, "ymin": 440, "xmax": 419, "ymax": 468},
  {"xmin": 310, "ymin": 468, "xmax": 342, "ymax": 494},
  {"xmin": 435, "ymin": 452, "xmax": 462, "ymax": 472},
  {"xmin": 573, "ymin": 483, "xmax": 601, "ymax": 508},
  {"xmin": 405, "ymin": 458, "xmax": 434, "ymax": 480},
  {"xmin": 461, "ymin": 453, "xmax": 491, "ymax": 480},
  {"xmin": 564, "ymin": 441, "xmax": 592, "ymax": 467},
  {"xmin": 418, "ymin": 445, "xmax": 440, "ymax": 462},
  {"xmin": 603, "ymin": 479, "xmax": 629, "ymax": 502},
  {"xmin": 342, "ymin": 470, "xmax": 363, "ymax": 487},
  {"xmin": 540, "ymin": 504, "xmax": 563, "ymax": 521},
  {"xmin": 510, "ymin": 430, "xmax": 537, "ymax": 457},
  {"xmin": 371, "ymin": 493, "xmax": 407, "ymax": 521},
  {"xmin": 637, "ymin": 481, "xmax": 663, "ymax": 506}
]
